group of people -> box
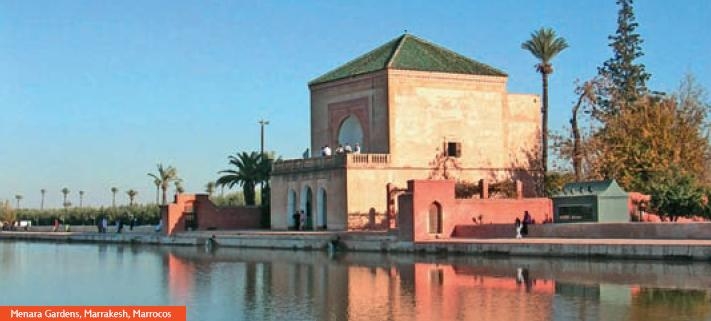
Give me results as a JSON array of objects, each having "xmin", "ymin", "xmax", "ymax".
[
  {"xmin": 514, "ymin": 211, "xmax": 533, "ymax": 239},
  {"xmin": 292, "ymin": 210, "xmax": 307, "ymax": 230},
  {"xmin": 96, "ymin": 215, "xmax": 138, "ymax": 233},
  {"xmin": 320, "ymin": 143, "xmax": 361, "ymax": 156}
]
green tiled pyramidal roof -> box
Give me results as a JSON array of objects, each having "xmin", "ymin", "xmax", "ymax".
[{"xmin": 309, "ymin": 34, "xmax": 507, "ymax": 85}]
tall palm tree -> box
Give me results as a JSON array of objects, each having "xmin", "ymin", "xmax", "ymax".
[
  {"xmin": 79, "ymin": 190, "xmax": 85, "ymax": 208},
  {"xmin": 61, "ymin": 187, "xmax": 70, "ymax": 210},
  {"xmin": 205, "ymin": 181, "xmax": 216, "ymax": 197},
  {"xmin": 217, "ymin": 151, "xmax": 268, "ymax": 206},
  {"xmin": 152, "ymin": 178, "xmax": 161, "ymax": 205},
  {"xmin": 126, "ymin": 189, "xmax": 138, "ymax": 206},
  {"xmin": 110, "ymin": 187, "xmax": 119, "ymax": 207},
  {"xmin": 40, "ymin": 189, "xmax": 46, "ymax": 210},
  {"xmin": 148, "ymin": 164, "xmax": 180, "ymax": 205},
  {"xmin": 522, "ymin": 27, "xmax": 569, "ymax": 192},
  {"xmin": 14, "ymin": 195, "xmax": 22, "ymax": 209}
]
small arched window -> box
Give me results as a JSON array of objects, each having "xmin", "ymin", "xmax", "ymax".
[{"xmin": 428, "ymin": 202, "xmax": 442, "ymax": 234}]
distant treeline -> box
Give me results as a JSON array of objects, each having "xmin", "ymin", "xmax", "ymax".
[
  {"xmin": 14, "ymin": 205, "xmax": 161, "ymax": 226},
  {"xmin": 6, "ymin": 191, "xmax": 258, "ymax": 226}
]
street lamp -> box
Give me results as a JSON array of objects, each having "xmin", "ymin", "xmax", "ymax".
[{"xmin": 258, "ymin": 119, "xmax": 270, "ymax": 156}]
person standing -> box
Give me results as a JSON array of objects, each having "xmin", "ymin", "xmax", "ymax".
[
  {"xmin": 299, "ymin": 210, "xmax": 306, "ymax": 231},
  {"xmin": 101, "ymin": 217, "xmax": 108, "ymax": 234},
  {"xmin": 515, "ymin": 218, "xmax": 522, "ymax": 239},
  {"xmin": 522, "ymin": 211, "xmax": 532, "ymax": 237},
  {"xmin": 292, "ymin": 211, "xmax": 301, "ymax": 230},
  {"xmin": 353, "ymin": 143, "xmax": 361, "ymax": 154}
]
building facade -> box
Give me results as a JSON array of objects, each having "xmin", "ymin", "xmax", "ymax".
[{"xmin": 270, "ymin": 34, "xmax": 541, "ymax": 231}]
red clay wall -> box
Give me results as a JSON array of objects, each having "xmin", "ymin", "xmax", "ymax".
[
  {"xmin": 163, "ymin": 194, "xmax": 261, "ymax": 235},
  {"xmin": 399, "ymin": 179, "xmax": 552, "ymax": 242}
]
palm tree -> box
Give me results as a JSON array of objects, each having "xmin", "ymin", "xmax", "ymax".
[
  {"xmin": 14, "ymin": 195, "xmax": 22, "ymax": 209},
  {"xmin": 217, "ymin": 151, "xmax": 268, "ymax": 206},
  {"xmin": 61, "ymin": 187, "xmax": 70, "ymax": 210},
  {"xmin": 174, "ymin": 181, "xmax": 184, "ymax": 196},
  {"xmin": 152, "ymin": 178, "xmax": 161, "ymax": 205},
  {"xmin": 205, "ymin": 181, "xmax": 216, "ymax": 197},
  {"xmin": 40, "ymin": 189, "xmax": 46, "ymax": 210},
  {"xmin": 126, "ymin": 189, "xmax": 138, "ymax": 206},
  {"xmin": 522, "ymin": 27, "xmax": 568, "ymax": 192},
  {"xmin": 79, "ymin": 190, "xmax": 85, "ymax": 208},
  {"xmin": 111, "ymin": 187, "xmax": 118, "ymax": 207},
  {"xmin": 148, "ymin": 164, "xmax": 180, "ymax": 205}
]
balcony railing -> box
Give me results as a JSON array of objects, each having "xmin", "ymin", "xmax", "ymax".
[{"xmin": 273, "ymin": 153, "xmax": 391, "ymax": 174}]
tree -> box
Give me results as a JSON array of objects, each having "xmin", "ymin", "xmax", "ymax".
[
  {"xmin": 126, "ymin": 189, "xmax": 138, "ymax": 206},
  {"xmin": 14, "ymin": 195, "xmax": 22, "ymax": 209},
  {"xmin": 552, "ymin": 78, "xmax": 604, "ymax": 181},
  {"xmin": 597, "ymin": 0, "xmax": 651, "ymax": 115},
  {"xmin": 152, "ymin": 178, "xmax": 161, "ymax": 205},
  {"xmin": 0, "ymin": 200, "xmax": 15, "ymax": 224},
  {"xmin": 147, "ymin": 164, "xmax": 180, "ymax": 206},
  {"xmin": 217, "ymin": 152, "xmax": 267, "ymax": 206},
  {"xmin": 587, "ymin": 76, "xmax": 710, "ymax": 192},
  {"xmin": 110, "ymin": 187, "xmax": 118, "ymax": 207},
  {"xmin": 79, "ymin": 190, "xmax": 85, "ymax": 208},
  {"xmin": 61, "ymin": 187, "xmax": 70, "ymax": 210},
  {"xmin": 174, "ymin": 181, "xmax": 184, "ymax": 196},
  {"xmin": 521, "ymin": 27, "xmax": 569, "ymax": 191},
  {"xmin": 205, "ymin": 181, "xmax": 216, "ymax": 197},
  {"xmin": 40, "ymin": 189, "xmax": 46, "ymax": 210},
  {"xmin": 648, "ymin": 168, "xmax": 708, "ymax": 222}
]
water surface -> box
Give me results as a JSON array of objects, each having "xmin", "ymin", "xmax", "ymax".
[{"xmin": 1, "ymin": 241, "xmax": 710, "ymax": 321}]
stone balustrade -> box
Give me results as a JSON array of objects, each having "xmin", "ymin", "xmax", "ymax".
[{"xmin": 272, "ymin": 154, "xmax": 391, "ymax": 174}]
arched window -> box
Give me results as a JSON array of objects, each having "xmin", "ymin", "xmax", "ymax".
[
  {"xmin": 287, "ymin": 189, "xmax": 297, "ymax": 228},
  {"xmin": 428, "ymin": 202, "xmax": 442, "ymax": 234},
  {"xmin": 338, "ymin": 115, "xmax": 363, "ymax": 149}
]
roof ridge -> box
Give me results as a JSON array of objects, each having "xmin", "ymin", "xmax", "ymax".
[{"xmin": 386, "ymin": 34, "xmax": 408, "ymax": 68}]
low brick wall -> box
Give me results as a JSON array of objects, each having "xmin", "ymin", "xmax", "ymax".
[
  {"xmin": 348, "ymin": 211, "xmax": 388, "ymax": 231},
  {"xmin": 453, "ymin": 222, "xmax": 711, "ymax": 239},
  {"xmin": 163, "ymin": 194, "xmax": 261, "ymax": 235}
]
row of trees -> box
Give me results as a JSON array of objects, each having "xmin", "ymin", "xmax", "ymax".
[
  {"xmin": 0, "ymin": 201, "xmax": 161, "ymax": 227},
  {"xmin": 525, "ymin": 0, "xmax": 711, "ymax": 221},
  {"xmin": 12, "ymin": 187, "xmax": 140, "ymax": 210}
]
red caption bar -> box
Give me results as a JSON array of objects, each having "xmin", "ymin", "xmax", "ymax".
[{"xmin": 0, "ymin": 306, "xmax": 186, "ymax": 321}]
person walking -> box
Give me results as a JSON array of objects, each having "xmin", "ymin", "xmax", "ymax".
[{"xmin": 515, "ymin": 218, "xmax": 522, "ymax": 239}]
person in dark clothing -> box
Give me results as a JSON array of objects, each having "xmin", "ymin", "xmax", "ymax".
[
  {"xmin": 293, "ymin": 211, "xmax": 301, "ymax": 231},
  {"xmin": 522, "ymin": 211, "xmax": 532, "ymax": 236},
  {"xmin": 117, "ymin": 219, "xmax": 124, "ymax": 233}
]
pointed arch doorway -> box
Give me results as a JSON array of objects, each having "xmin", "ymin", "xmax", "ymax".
[
  {"xmin": 317, "ymin": 187, "xmax": 327, "ymax": 230},
  {"xmin": 301, "ymin": 186, "xmax": 313, "ymax": 230}
]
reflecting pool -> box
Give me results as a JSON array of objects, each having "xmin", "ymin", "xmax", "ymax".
[{"xmin": 1, "ymin": 241, "xmax": 710, "ymax": 321}]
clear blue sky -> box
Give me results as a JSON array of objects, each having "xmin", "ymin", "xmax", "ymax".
[{"xmin": 1, "ymin": 1, "xmax": 709, "ymax": 208}]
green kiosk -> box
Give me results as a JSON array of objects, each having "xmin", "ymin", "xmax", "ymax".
[{"xmin": 552, "ymin": 180, "xmax": 629, "ymax": 223}]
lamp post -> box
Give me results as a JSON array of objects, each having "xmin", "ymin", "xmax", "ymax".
[{"xmin": 259, "ymin": 119, "xmax": 270, "ymax": 156}]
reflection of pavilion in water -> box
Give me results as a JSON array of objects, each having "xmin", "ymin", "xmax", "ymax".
[{"xmin": 163, "ymin": 249, "xmax": 711, "ymax": 321}]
